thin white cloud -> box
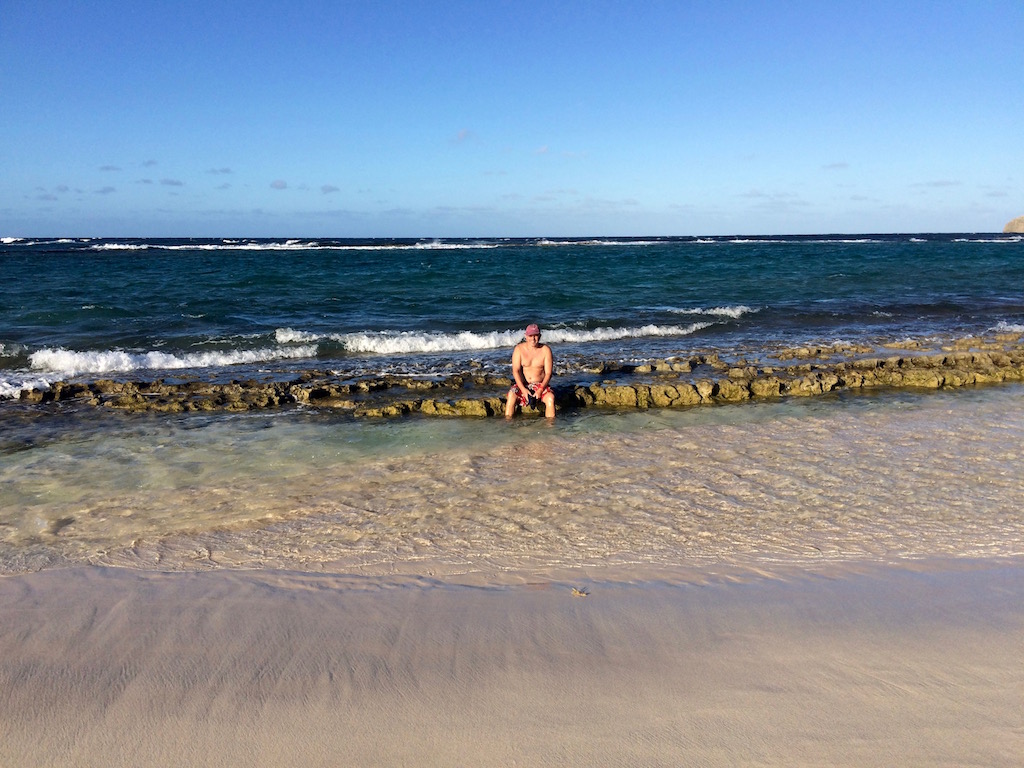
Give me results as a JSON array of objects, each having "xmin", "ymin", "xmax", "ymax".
[
  {"xmin": 160, "ymin": 178, "xmax": 184, "ymax": 187},
  {"xmin": 96, "ymin": 186, "xmax": 116, "ymax": 194},
  {"xmin": 99, "ymin": 165, "xmax": 121, "ymax": 172},
  {"xmin": 270, "ymin": 179, "xmax": 288, "ymax": 190},
  {"xmin": 208, "ymin": 167, "xmax": 233, "ymax": 175},
  {"xmin": 321, "ymin": 185, "xmax": 340, "ymax": 194}
]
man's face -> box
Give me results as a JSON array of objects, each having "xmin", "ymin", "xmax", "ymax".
[{"xmin": 526, "ymin": 333, "xmax": 540, "ymax": 345}]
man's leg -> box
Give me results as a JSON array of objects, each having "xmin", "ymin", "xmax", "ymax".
[
  {"xmin": 505, "ymin": 389, "xmax": 518, "ymax": 419},
  {"xmin": 542, "ymin": 390, "xmax": 556, "ymax": 419}
]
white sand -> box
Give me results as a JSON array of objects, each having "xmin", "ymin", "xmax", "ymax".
[{"xmin": 2, "ymin": 562, "xmax": 1023, "ymax": 767}]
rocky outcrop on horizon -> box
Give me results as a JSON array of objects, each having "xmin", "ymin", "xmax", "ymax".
[{"xmin": 1004, "ymin": 215, "xmax": 1024, "ymax": 233}]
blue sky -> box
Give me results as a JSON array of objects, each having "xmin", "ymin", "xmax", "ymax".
[{"xmin": 2, "ymin": 0, "xmax": 1021, "ymax": 237}]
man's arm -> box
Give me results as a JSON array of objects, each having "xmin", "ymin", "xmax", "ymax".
[
  {"xmin": 539, "ymin": 346, "xmax": 553, "ymax": 388},
  {"xmin": 510, "ymin": 344, "xmax": 528, "ymax": 391}
]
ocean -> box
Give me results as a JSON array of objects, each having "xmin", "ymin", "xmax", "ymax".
[{"xmin": 2, "ymin": 234, "xmax": 1023, "ymax": 578}]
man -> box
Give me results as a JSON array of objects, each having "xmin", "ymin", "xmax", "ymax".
[{"xmin": 505, "ymin": 323, "xmax": 556, "ymax": 419}]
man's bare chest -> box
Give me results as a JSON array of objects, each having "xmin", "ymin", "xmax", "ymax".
[{"xmin": 518, "ymin": 346, "xmax": 547, "ymax": 369}]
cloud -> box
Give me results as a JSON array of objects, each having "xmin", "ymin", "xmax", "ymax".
[
  {"xmin": 136, "ymin": 178, "xmax": 154, "ymax": 184},
  {"xmin": 55, "ymin": 185, "xmax": 69, "ymax": 193},
  {"xmin": 321, "ymin": 185, "xmax": 340, "ymax": 194},
  {"xmin": 208, "ymin": 167, "xmax": 233, "ymax": 175},
  {"xmin": 216, "ymin": 183, "xmax": 232, "ymax": 190},
  {"xmin": 534, "ymin": 146, "xmax": 549, "ymax": 155},
  {"xmin": 96, "ymin": 186, "xmax": 116, "ymax": 195},
  {"xmin": 160, "ymin": 178, "xmax": 184, "ymax": 187},
  {"xmin": 142, "ymin": 160, "xmax": 158, "ymax": 167},
  {"xmin": 453, "ymin": 129, "xmax": 474, "ymax": 144},
  {"xmin": 270, "ymin": 179, "xmax": 288, "ymax": 190},
  {"xmin": 913, "ymin": 180, "xmax": 961, "ymax": 188},
  {"xmin": 99, "ymin": 165, "xmax": 121, "ymax": 172},
  {"xmin": 36, "ymin": 193, "xmax": 58, "ymax": 201},
  {"xmin": 822, "ymin": 162, "xmax": 849, "ymax": 170}
]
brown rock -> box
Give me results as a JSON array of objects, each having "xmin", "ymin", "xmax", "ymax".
[
  {"xmin": 1003, "ymin": 215, "xmax": 1024, "ymax": 233},
  {"xmin": 694, "ymin": 379, "xmax": 715, "ymax": 402},
  {"xmin": 714, "ymin": 379, "xmax": 750, "ymax": 402},
  {"xmin": 749, "ymin": 377, "xmax": 784, "ymax": 398},
  {"xmin": 453, "ymin": 399, "xmax": 490, "ymax": 417},
  {"xmin": 601, "ymin": 385, "xmax": 639, "ymax": 407},
  {"xmin": 649, "ymin": 384, "xmax": 680, "ymax": 407}
]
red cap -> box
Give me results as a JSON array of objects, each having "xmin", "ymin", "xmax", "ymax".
[{"xmin": 525, "ymin": 323, "xmax": 540, "ymax": 336}]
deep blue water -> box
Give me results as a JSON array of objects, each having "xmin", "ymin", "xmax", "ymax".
[{"xmin": 2, "ymin": 234, "xmax": 1023, "ymax": 397}]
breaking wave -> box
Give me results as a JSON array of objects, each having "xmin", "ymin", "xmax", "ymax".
[
  {"xmin": 668, "ymin": 305, "xmax": 758, "ymax": 319},
  {"xmin": 275, "ymin": 323, "xmax": 713, "ymax": 356},
  {"xmin": 28, "ymin": 345, "xmax": 318, "ymax": 377}
]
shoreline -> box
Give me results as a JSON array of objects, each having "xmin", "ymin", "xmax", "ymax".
[{"xmin": 2, "ymin": 558, "xmax": 1022, "ymax": 767}]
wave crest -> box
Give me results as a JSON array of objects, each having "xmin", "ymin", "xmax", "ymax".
[
  {"xmin": 28, "ymin": 345, "xmax": 318, "ymax": 377},
  {"xmin": 669, "ymin": 305, "xmax": 757, "ymax": 319},
  {"xmin": 338, "ymin": 323, "xmax": 712, "ymax": 355}
]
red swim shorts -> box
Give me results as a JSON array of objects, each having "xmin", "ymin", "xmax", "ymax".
[{"xmin": 509, "ymin": 382, "xmax": 552, "ymax": 408}]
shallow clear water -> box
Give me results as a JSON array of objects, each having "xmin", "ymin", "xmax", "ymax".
[{"xmin": 3, "ymin": 384, "xmax": 1022, "ymax": 580}]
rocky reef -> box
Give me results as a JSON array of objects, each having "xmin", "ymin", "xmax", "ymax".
[{"xmin": 14, "ymin": 332, "xmax": 1024, "ymax": 418}]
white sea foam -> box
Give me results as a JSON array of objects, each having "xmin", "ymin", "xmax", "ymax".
[
  {"xmin": 338, "ymin": 323, "xmax": 712, "ymax": 355},
  {"xmin": 276, "ymin": 327, "xmax": 320, "ymax": 343},
  {"xmin": 88, "ymin": 241, "xmax": 318, "ymax": 252},
  {"xmin": 992, "ymin": 321, "xmax": 1024, "ymax": 334},
  {"xmin": 536, "ymin": 238, "xmax": 663, "ymax": 247},
  {"xmin": 28, "ymin": 345, "xmax": 318, "ymax": 377},
  {"xmin": 953, "ymin": 236, "xmax": 1023, "ymax": 243},
  {"xmin": 549, "ymin": 323, "xmax": 712, "ymax": 343},
  {"xmin": 0, "ymin": 375, "xmax": 56, "ymax": 400},
  {"xmin": 412, "ymin": 239, "xmax": 499, "ymax": 250},
  {"xmin": 340, "ymin": 330, "xmax": 521, "ymax": 354},
  {"xmin": 669, "ymin": 305, "xmax": 757, "ymax": 319},
  {"xmin": 85, "ymin": 239, "xmax": 502, "ymax": 253}
]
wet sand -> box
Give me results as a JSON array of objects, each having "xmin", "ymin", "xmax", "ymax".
[{"xmin": 2, "ymin": 561, "xmax": 1022, "ymax": 767}]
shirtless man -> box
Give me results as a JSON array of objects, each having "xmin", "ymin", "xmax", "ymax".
[{"xmin": 505, "ymin": 323, "xmax": 556, "ymax": 419}]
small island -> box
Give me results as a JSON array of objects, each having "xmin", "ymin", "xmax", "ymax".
[{"xmin": 1004, "ymin": 215, "xmax": 1024, "ymax": 233}]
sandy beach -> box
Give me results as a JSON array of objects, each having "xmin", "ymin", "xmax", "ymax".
[{"xmin": 2, "ymin": 560, "xmax": 1022, "ymax": 767}]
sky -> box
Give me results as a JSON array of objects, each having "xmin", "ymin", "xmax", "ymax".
[{"xmin": 1, "ymin": 0, "xmax": 1022, "ymax": 237}]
